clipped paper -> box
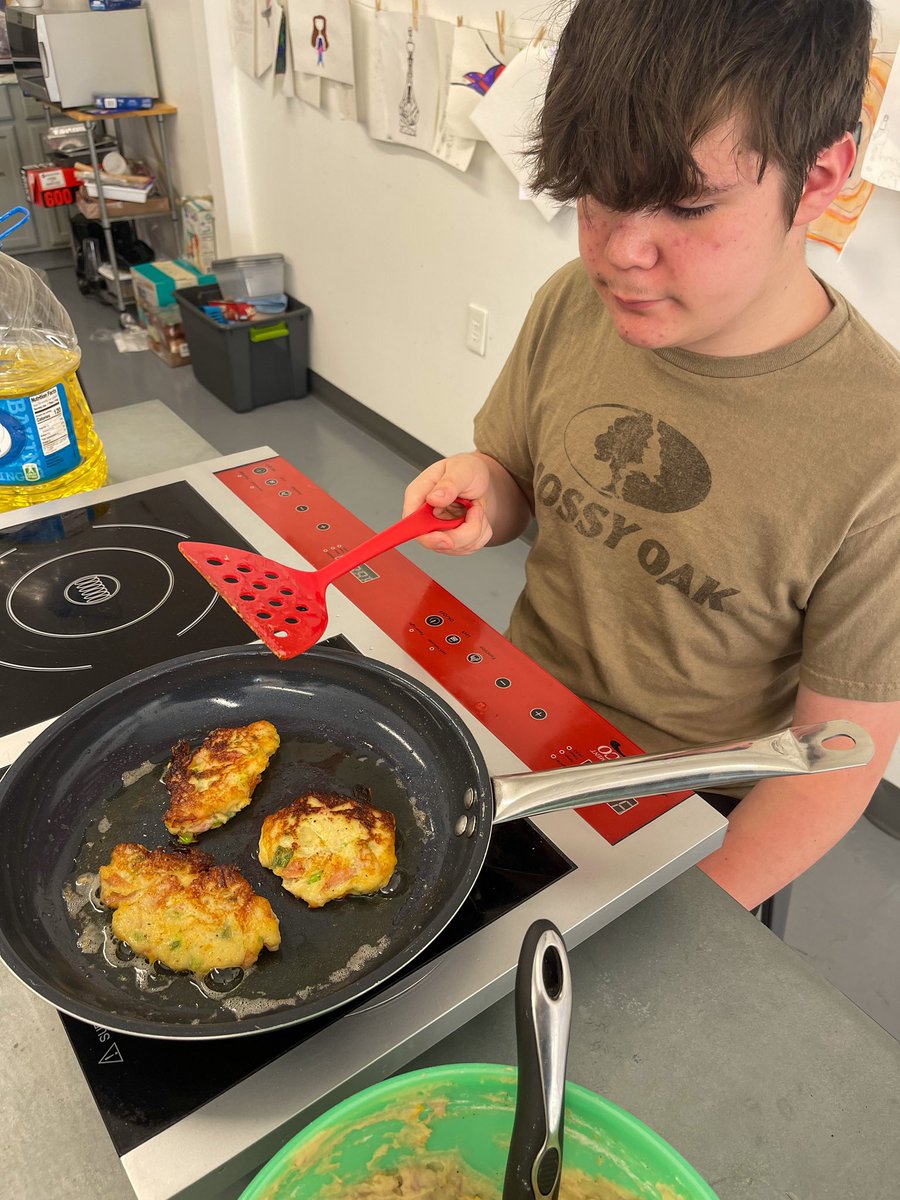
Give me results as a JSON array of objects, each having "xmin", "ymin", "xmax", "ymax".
[
  {"xmin": 862, "ymin": 53, "xmax": 900, "ymax": 190},
  {"xmin": 470, "ymin": 39, "xmax": 562, "ymax": 220}
]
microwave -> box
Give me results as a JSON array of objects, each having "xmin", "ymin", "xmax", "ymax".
[{"xmin": 6, "ymin": 6, "xmax": 158, "ymax": 108}]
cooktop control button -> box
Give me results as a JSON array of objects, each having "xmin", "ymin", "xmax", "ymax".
[
  {"xmin": 278, "ymin": 490, "xmax": 290, "ymax": 498},
  {"xmin": 467, "ymin": 653, "xmax": 483, "ymax": 663},
  {"xmin": 495, "ymin": 677, "xmax": 511, "ymax": 688},
  {"xmin": 530, "ymin": 708, "xmax": 548, "ymax": 720},
  {"xmin": 265, "ymin": 478, "xmax": 277, "ymax": 486},
  {"xmin": 445, "ymin": 634, "xmax": 461, "ymax": 644},
  {"xmin": 295, "ymin": 504, "xmax": 308, "ymax": 512},
  {"xmin": 316, "ymin": 523, "xmax": 330, "ymax": 531},
  {"xmin": 253, "ymin": 466, "xmax": 267, "ymax": 474},
  {"xmin": 425, "ymin": 615, "xmax": 444, "ymax": 627}
]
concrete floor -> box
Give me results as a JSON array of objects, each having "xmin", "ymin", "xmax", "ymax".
[{"xmin": 47, "ymin": 268, "xmax": 900, "ymax": 1043}]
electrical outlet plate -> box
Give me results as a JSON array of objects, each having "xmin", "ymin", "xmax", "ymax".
[{"xmin": 466, "ymin": 303, "xmax": 488, "ymax": 356}]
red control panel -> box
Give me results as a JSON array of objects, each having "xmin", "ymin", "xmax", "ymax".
[{"xmin": 218, "ymin": 457, "xmax": 691, "ymax": 844}]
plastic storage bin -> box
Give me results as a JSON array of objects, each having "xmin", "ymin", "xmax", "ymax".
[{"xmin": 176, "ymin": 285, "xmax": 309, "ymax": 413}]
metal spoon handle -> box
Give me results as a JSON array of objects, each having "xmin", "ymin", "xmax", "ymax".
[
  {"xmin": 492, "ymin": 721, "xmax": 874, "ymax": 825},
  {"xmin": 503, "ymin": 920, "xmax": 572, "ymax": 1200}
]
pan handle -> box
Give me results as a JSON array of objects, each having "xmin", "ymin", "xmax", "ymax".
[{"xmin": 491, "ymin": 721, "xmax": 874, "ymax": 825}]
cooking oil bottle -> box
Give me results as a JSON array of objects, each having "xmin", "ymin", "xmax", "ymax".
[{"xmin": 0, "ymin": 207, "xmax": 107, "ymax": 512}]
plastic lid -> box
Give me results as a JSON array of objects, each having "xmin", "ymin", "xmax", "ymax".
[{"xmin": 212, "ymin": 254, "xmax": 285, "ymax": 268}]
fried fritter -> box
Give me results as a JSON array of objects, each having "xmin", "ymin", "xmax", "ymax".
[
  {"xmin": 258, "ymin": 792, "xmax": 397, "ymax": 908},
  {"xmin": 99, "ymin": 842, "xmax": 281, "ymax": 974},
  {"xmin": 163, "ymin": 719, "xmax": 280, "ymax": 842}
]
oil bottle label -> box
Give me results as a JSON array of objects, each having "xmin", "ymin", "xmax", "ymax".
[{"xmin": 0, "ymin": 384, "xmax": 82, "ymax": 486}]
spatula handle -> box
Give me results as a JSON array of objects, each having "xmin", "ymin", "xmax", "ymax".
[
  {"xmin": 503, "ymin": 921, "xmax": 572, "ymax": 1200},
  {"xmin": 315, "ymin": 499, "xmax": 473, "ymax": 586}
]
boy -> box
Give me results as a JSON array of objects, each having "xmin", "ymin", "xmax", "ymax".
[{"xmin": 403, "ymin": 0, "xmax": 900, "ymax": 909}]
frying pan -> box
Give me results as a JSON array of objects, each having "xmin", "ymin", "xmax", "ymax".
[{"xmin": 0, "ymin": 644, "xmax": 872, "ymax": 1041}]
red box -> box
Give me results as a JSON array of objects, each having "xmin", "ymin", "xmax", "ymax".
[{"xmin": 22, "ymin": 164, "xmax": 80, "ymax": 208}]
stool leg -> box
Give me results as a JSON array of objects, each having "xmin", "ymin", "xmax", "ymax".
[{"xmin": 757, "ymin": 882, "xmax": 793, "ymax": 940}]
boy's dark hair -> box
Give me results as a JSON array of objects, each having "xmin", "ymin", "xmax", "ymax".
[{"xmin": 531, "ymin": 0, "xmax": 873, "ymax": 223}]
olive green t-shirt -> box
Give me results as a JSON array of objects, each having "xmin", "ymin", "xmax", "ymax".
[{"xmin": 474, "ymin": 259, "xmax": 900, "ymax": 757}]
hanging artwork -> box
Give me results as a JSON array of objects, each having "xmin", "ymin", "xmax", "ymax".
[
  {"xmin": 370, "ymin": 11, "xmax": 475, "ymax": 171},
  {"xmin": 808, "ymin": 53, "xmax": 892, "ymax": 253},
  {"xmin": 373, "ymin": 13, "xmax": 437, "ymax": 149},
  {"xmin": 349, "ymin": 1, "xmax": 385, "ymax": 137},
  {"xmin": 229, "ymin": 0, "xmax": 256, "ymax": 77},
  {"xmin": 431, "ymin": 18, "xmax": 477, "ymax": 171},
  {"xmin": 255, "ymin": 0, "xmax": 278, "ymax": 77},
  {"xmin": 470, "ymin": 37, "xmax": 563, "ymax": 220},
  {"xmin": 862, "ymin": 53, "xmax": 900, "ymax": 191},
  {"xmin": 289, "ymin": 0, "xmax": 356, "ymax": 87},
  {"xmin": 445, "ymin": 25, "xmax": 525, "ymax": 142}
]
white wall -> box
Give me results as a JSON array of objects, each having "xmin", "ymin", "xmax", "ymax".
[{"xmin": 136, "ymin": 0, "xmax": 215, "ymax": 196}]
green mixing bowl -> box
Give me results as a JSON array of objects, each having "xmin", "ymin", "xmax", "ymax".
[{"xmin": 239, "ymin": 1063, "xmax": 718, "ymax": 1199}]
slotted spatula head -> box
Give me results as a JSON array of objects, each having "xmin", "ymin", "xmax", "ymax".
[
  {"xmin": 179, "ymin": 498, "xmax": 473, "ymax": 659},
  {"xmin": 178, "ymin": 544, "xmax": 330, "ymax": 658}
]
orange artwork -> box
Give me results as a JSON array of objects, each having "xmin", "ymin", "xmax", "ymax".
[{"xmin": 807, "ymin": 53, "xmax": 893, "ymax": 252}]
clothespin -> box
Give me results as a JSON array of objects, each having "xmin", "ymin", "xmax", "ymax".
[
  {"xmin": 495, "ymin": 11, "xmax": 506, "ymax": 57},
  {"xmin": 412, "ymin": 0, "xmax": 419, "ymax": 32}
]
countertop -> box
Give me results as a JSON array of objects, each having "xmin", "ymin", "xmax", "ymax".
[{"xmin": 1, "ymin": 404, "xmax": 898, "ymax": 1200}]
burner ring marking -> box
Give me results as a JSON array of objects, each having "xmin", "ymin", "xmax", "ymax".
[{"xmin": 7, "ymin": 548, "xmax": 175, "ymax": 639}]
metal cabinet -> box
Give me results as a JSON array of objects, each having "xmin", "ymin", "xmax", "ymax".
[{"xmin": 0, "ymin": 82, "xmax": 70, "ymax": 257}]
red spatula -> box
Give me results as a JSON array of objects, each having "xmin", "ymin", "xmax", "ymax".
[{"xmin": 178, "ymin": 499, "xmax": 472, "ymax": 659}]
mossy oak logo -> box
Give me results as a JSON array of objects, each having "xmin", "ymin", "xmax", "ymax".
[
  {"xmin": 565, "ymin": 404, "xmax": 711, "ymax": 513},
  {"xmin": 536, "ymin": 405, "xmax": 739, "ymax": 613}
]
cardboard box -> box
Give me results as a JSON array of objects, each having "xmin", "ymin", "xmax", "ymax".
[
  {"xmin": 130, "ymin": 259, "xmax": 217, "ymax": 316},
  {"xmin": 182, "ymin": 198, "xmax": 216, "ymax": 275},
  {"xmin": 92, "ymin": 96, "xmax": 154, "ymax": 111},
  {"xmin": 144, "ymin": 308, "xmax": 192, "ymax": 368},
  {"xmin": 22, "ymin": 164, "xmax": 80, "ymax": 208}
]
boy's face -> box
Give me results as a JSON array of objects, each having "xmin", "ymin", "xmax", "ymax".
[{"xmin": 577, "ymin": 122, "xmax": 807, "ymax": 356}]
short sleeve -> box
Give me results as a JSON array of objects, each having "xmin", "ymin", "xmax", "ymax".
[{"xmin": 801, "ymin": 512, "xmax": 900, "ymax": 701}]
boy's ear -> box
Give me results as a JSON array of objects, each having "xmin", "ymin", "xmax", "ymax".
[{"xmin": 792, "ymin": 131, "xmax": 858, "ymax": 227}]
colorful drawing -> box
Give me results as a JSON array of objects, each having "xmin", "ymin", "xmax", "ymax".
[
  {"xmin": 288, "ymin": 0, "xmax": 354, "ymax": 87},
  {"xmin": 808, "ymin": 53, "xmax": 891, "ymax": 252},
  {"xmin": 452, "ymin": 32, "xmax": 506, "ymax": 95}
]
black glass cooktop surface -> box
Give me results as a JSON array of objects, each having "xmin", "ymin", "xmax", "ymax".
[{"xmin": 0, "ymin": 482, "xmax": 257, "ymax": 736}]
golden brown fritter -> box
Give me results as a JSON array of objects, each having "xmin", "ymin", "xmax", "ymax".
[
  {"xmin": 98, "ymin": 842, "xmax": 281, "ymax": 974},
  {"xmin": 258, "ymin": 792, "xmax": 397, "ymax": 908},
  {"xmin": 163, "ymin": 719, "xmax": 280, "ymax": 842}
]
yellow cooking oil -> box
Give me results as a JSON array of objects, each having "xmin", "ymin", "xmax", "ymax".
[
  {"xmin": 0, "ymin": 242, "xmax": 108, "ymax": 512},
  {"xmin": 0, "ymin": 347, "xmax": 108, "ymax": 511}
]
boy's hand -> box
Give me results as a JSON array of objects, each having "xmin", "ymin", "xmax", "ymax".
[{"xmin": 403, "ymin": 454, "xmax": 494, "ymax": 554}]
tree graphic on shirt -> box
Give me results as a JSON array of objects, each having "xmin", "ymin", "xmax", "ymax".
[{"xmin": 593, "ymin": 411, "xmax": 658, "ymax": 496}]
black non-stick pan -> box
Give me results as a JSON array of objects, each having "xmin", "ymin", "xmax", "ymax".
[{"xmin": 0, "ymin": 645, "xmax": 872, "ymax": 1040}]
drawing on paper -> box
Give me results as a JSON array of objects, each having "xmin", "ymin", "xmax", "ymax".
[
  {"xmin": 399, "ymin": 27, "xmax": 420, "ymax": 137},
  {"xmin": 808, "ymin": 54, "xmax": 891, "ymax": 251},
  {"xmin": 311, "ymin": 15, "xmax": 328, "ymax": 67},
  {"xmin": 452, "ymin": 31, "xmax": 506, "ymax": 95}
]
